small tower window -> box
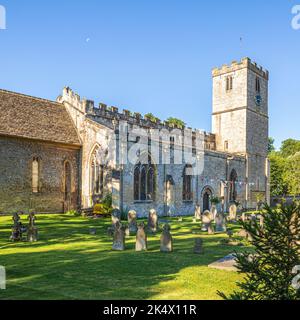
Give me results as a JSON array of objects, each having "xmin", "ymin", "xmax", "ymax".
[
  {"xmin": 32, "ymin": 157, "xmax": 40, "ymax": 193},
  {"xmin": 224, "ymin": 141, "xmax": 229, "ymax": 151},
  {"xmin": 255, "ymin": 76, "xmax": 261, "ymax": 93},
  {"xmin": 226, "ymin": 76, "xmax": 233, "ymax": 91}
]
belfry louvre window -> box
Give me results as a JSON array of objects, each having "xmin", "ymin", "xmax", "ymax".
[
  {"xmin": 226, "ymin": 76, "xmax": 233, "ymax": 91},
  {"xmin": 255, "ymin": 76, "xmax": 261, "ymax": 93},
  {"xmin": 32, "ymin": 158, "xmax": 39, "ymax": 193}
]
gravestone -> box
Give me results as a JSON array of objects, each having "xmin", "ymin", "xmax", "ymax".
[
  {"xmin": 128, "ymin": 210, "xmax": 138, "ymax": 235},
  {"xmin": 215, "ymin": 213, "xmax": 226, "ymax": 232},
  {"xmin": 259, "ymin": 214, "xmax": 264, "ymax": 229},
  {"xmin": 147, "ymin": 209, "xmax": 158, "ymax": 233},
  {"xmin": 194, "ymin": 238, "xmax": 204, "ymax": 254},
  {"xmin": 229, "ymin": 204, "xmax": 237, "ymax": 221},
  {"xmin": 241, "ymin": 212, "xmax": 247, "ymax": 222},
  {"xmin": 112, "ymin": 222, "xmax": 125, "ymax": 251},
  {"xmin": 10, "ymin": 212, "xmax": 22, "ymax": 242},
  {"xmin": 160, "ymin": 224, "xmax": 173, "ymax": 253},
  {"xmin": 125, "ymin": 225, "xmax": 130, "ymax": 237},
  {"xmin": 136, "ymin": 222, "xmax": 147, "ymax": 252},
  {"xmin": 211, "ymin": 205, "xmax": 218, "ymax": 220},
  {"xmin": 201, "ymin": 210, "xmax": 212, "ymax": 231},
  {"xmin": 208, "ymin": 254, "xmax": 238, "ymax": 272},
  {"xmin": 111, "ymin": 210, "xmax": 120, "ymax": 226},
  {"xmin": 27, "ymin": 212, "xmax": 38, "ymax": 242},
  {"xmin": 89, "ymin": 227, "xmax": 97, "ymax": 235},
  {"xmin": 207, "ymin": 222, "xmax": 215, "ymax": 235},
  {"xmin": 194, "ymin": 205, "xmax": 201, "ymax": 220}
]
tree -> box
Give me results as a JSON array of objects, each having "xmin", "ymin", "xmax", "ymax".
[
  {"xmin": 268, "ymin": 137, "xmax": 276, "ymax": 154},
  {"xmin": 218, "ymin": 204, "xmax": 300, "ymax": 300},
  {"xmin": 280, "ymin": 139, "xmax": 300, "ymax": 157},
  {"xmin": 165, "ymin": 117, "xmax": 185, "ymax": 128},
  {"xmin": 269, "ymin": 152, "xmax": 288, "ymax": 197},
  {"xmin": 284, "ymin": 152, "xmax": 300, "ymax": 196},
  {"xmin": 144, "ymin": 113, "xmax": 160, "ymax": 123}
]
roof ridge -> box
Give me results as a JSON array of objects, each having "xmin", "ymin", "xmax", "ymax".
[{"xmin": 0, "ymin": 88, "xmax": 62, "ymax": 106}]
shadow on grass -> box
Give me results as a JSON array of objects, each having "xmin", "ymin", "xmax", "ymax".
[{"xmin": 0, "ymin": 215, "xmax": 248, "ymax": 300}]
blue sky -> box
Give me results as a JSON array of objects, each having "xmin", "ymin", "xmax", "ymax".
[{"xmin": 0, "ymin": 0, "xmax": 299, "ymax": 149}]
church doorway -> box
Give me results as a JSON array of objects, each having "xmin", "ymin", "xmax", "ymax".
[
  {"xmin": 166, "ymin": 175, "xmax": 175, "ymax": 216},
  {"xmin": 202, "ymin": 187, "xmax": 213, "ymax": 212}
]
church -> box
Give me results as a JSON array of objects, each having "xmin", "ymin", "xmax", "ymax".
[{"xmin": 0, "ymin": 57, "xmax": 270, "ymax": 216}]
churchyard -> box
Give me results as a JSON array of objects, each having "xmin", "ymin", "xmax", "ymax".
[{"xmin": 0, "ymin": 209, "xmax": 258, "ymax": 300}]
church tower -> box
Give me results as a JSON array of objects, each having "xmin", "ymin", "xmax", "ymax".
[{"xmin": 212, "ymin": 57, "xmax": 269, "ymax": 208}]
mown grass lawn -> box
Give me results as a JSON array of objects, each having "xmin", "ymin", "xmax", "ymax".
[{"xmin": 0, "ymin": 214, "xmax": 248, "ymax": 300}]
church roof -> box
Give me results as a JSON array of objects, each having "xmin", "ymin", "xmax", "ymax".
[{"xmin": 0, "ymin": 89, "xmax": 81, "ymax": 146}]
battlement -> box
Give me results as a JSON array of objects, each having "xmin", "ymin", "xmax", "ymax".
[
  {"xmin": 58, "ymin": 87, "xmax": 217, "ymax": 150},
  {"xmin": 212, "ymin": 57, "xmax": 269, "ymax": 80}
]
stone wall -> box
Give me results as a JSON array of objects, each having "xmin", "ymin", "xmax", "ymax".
[{"xmin": 0, "ymin": 136, "xmax": 80, "ymax": 214}]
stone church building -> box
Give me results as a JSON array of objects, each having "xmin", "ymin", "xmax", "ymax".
[{"xmin": 0, "ymin": 57, "xmax": 270, "ymax": 216}]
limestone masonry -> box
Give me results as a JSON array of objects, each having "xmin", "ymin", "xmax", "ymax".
[{"xmin": 0, "ymin": 57, "xmax": 270, "ymax": 216}]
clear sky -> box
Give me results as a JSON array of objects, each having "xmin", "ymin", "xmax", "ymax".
[{"xmin": 0, "ymin": 0, "xmax": 299, "ymax": 149}]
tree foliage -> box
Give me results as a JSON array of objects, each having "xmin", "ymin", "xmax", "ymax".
[
  {"xmin": 165, "ymin": 117, "xmax": 185, "ymax": 128},
  {"xmin": 218, "ymin": 204, "xmax": 300, "ymax": 300},
  {"xmin": 269, "ymin": 138, "xmax": 300, "ymax": 197}
]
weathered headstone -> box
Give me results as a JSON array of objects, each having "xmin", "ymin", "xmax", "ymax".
[
  {"xmin": 229, "ymin": 204, "xmax": 237, "ymax": 221},
  {"xmin": 10, "ymin": 212, "xmax": 22, "ymax": 242},
  {"xmin": 208, "ymin": 254, "xmax": 238, "ymax": 272},
  {"xmin": 259, "ymin": 214, "xmax": 264, "ymax": 229},
  {"xmin": 160, "ymin": 224, "xmax": 173, "ymax": 253},
  {"xmin": 215, "ymin": 213, "xmax": 226, "ymax": 232},
  {"xmin": 201, "ymin": 210, "xmax": 212, "ymax": 231},
  {"xmin": 241, "ymin": 212, "xmax": 246, "ymax": 222},
  {"xmin": 211, "ymin": 205, "xmax": 218, "ymax": 220},
  {"xmin": 27, "ymin": 212, "xmax": 38, "ymax": 242},
  {"xmin": 207, "ymin": 222, "xmax": 215, "ymax": 235},
  {"xmin": 194, "ymin": 238, "xmax": 204, "ymax": 254},
  {"xmin": 194, "ymin": 205, "xmax": 201, "ymax": 220},
  {"xmin": 136, "ymin": 222, "xmax": 147, "ymax": 252},
  {"xmin": 147, "ymin": 209, "xmax": 158, "ymax": 233},
  {"xmin": 111, "ymin": 210, "xmax": 121, "ymax": 227},
  {"xmin": 128, "ymin": 210, "xmax": 138, "ymax": 235},
  {"xmin": 112, "ymin": 222, "xmax": 125, "ymax": 251}
]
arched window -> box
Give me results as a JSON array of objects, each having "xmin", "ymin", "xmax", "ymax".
[
  {"xmin": 32, "ymin": 157, "xmax": 40, "ymax": 193},
  {"xmin": 64, "ymin": 161, "xmax": 72, "ymax": 202},
  {"xmin": 133, "ymin": 155, "xmax": 156, "ymax": 201},
  {"xmin": 229, "ymin": 169, "xmax": 238, "ymax": 202},
  {"xmin": 90, "ymin": 146, "xmax": 105, "ymax": 199},
  {"xmin": 183, "ymin": 165, "xmax": 193, "ymax": 201}
]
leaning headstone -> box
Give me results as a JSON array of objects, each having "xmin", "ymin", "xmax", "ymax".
[
  {"xmin": 136, "ymin": 222, "xmax": 147, "ymax": 252},
  {"xmin": 27, "ymin": 212, "xmax": 38, "ymax": 242},
  {"xmin": 194, "ymin": 205, "xmax": 201, "ymax": 220},
  {"xmin": 194, "ymin": 238, "xmax": 204, "ymax": 254},
  {"xmin": 112, "ymin": 209, "xmax": 121, "ymax": 226},
  {"xmin": 147, "ymin": 209, "xmax": 158, "ymax": 233},
  {"xmin": 229, "ymin": 204, "xmax": 237, "ymax": 221},
  {"xmin": 201, "ymin": 210, "xmax": 212, "ymax": 231},
  {"xmin": 112, "ymin": 222, "xmax": 125, "ymax": 251},
  {"xmin": 160, "ymin": 224, "xmax": 173, "ymax": 253},
  {"xmin": 215, "ymin": 213, "xmax": 226, "ymax": 232},
  {"xmin": 128, "ymin": 210, "xmax": 138, "ymax": 235}
]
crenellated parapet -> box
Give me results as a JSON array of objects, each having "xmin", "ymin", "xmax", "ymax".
[
  {"xmin": 212, "ymin": 57, "xmax": 269, "ymax": 80},
  {"xmin": 58, "ymin": 86, "xmax": 217, "ymax": 150}
]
